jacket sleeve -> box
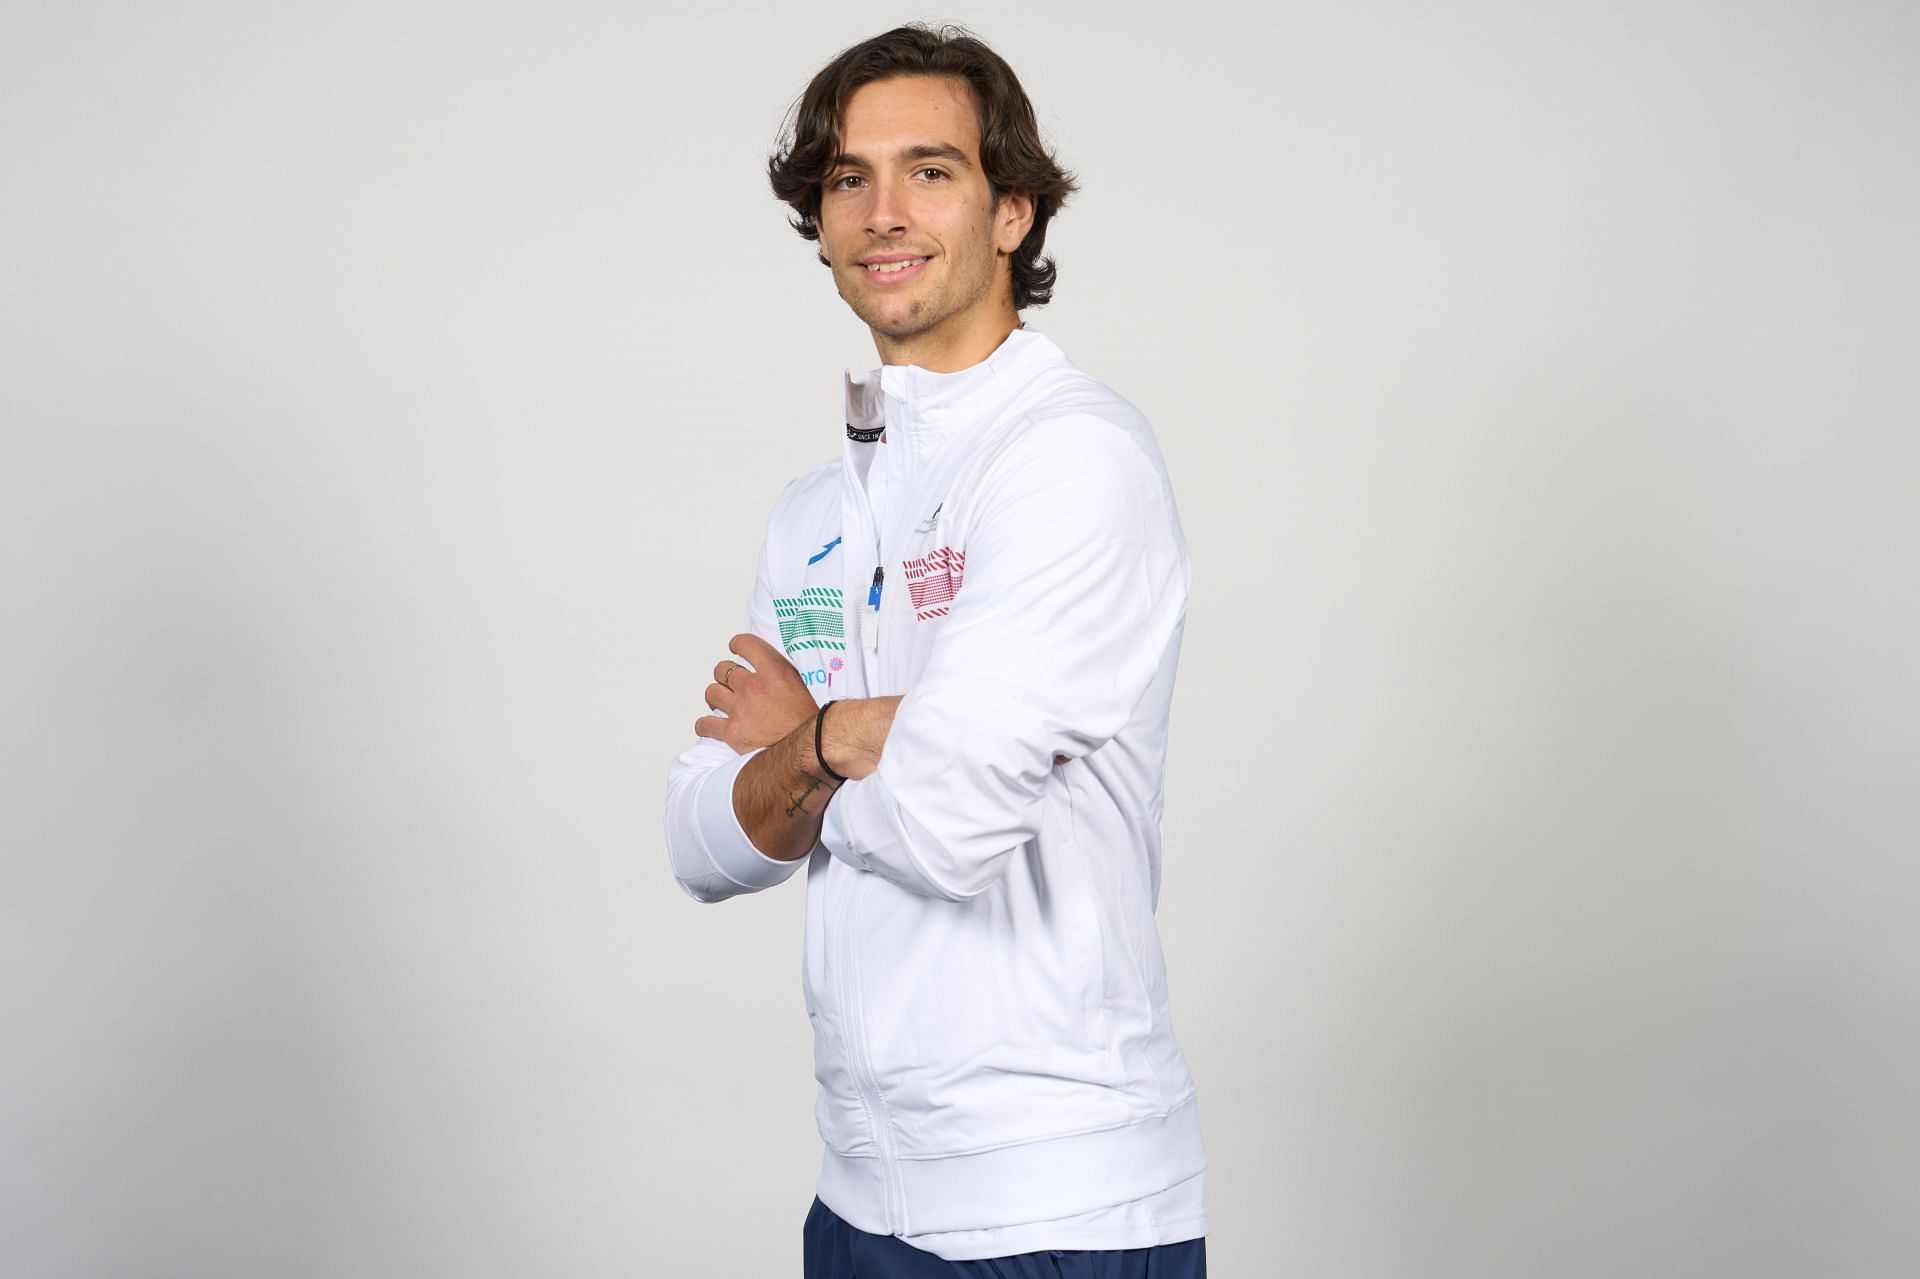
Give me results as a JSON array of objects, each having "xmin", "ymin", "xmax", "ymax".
[
  {"xmin": 663, "ymin": 482, "xmax": 811, "ymax": 903},
  {"xmin": 819, "ymin": 413, "xmax": 1191, "ymax": 902}
]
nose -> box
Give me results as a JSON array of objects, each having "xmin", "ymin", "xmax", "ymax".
[{"xmin": 863, "ymin": 174, "xmax": 909, "ymax": 238}]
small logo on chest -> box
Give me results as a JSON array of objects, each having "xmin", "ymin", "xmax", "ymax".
[
  {"xmin": 774, "ymin": 586, "xmax": 846, "ymax": 653},
  {"xmin": 801, "ymin": 654, "xmax": 846, "ymax": 691},
  {"xmin": 901, "ymin": 546, "xmax": 966, "ymax": 620}
]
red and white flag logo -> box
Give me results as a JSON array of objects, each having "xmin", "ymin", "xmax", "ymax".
[{"xmin": 902, "ymin": 546, "xmax": 966, "ymax": 620}]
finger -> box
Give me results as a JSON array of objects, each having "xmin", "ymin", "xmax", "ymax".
[
  {"xmin": 704, "ymin": 682, "xmax": 733, "ymax": 713},
  {"xmin": 713, "ymin": 658, "xmax": 752, "ymax": 686},
  {"xmin": 731, "ymin": 632, "xmax": 781, "ymax": 665},
  {"xmin": 695, "ymin": 715, "xmax": 722, "ymax": 740},
  {"xmin": 733, "ymin": 631, "xmax": 796, "ymax": 672}
]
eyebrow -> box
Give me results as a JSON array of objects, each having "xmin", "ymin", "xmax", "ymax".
[{"xmin": 829, "ymin": 143, "xmax": 975, "ymax": 171}]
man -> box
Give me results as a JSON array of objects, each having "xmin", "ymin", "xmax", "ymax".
[{"xmin": 663, "ymin": 24, "xmax": 1207, "ymax": 1276}]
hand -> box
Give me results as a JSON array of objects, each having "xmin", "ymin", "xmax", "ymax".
[{"xmin": 695, "ymin": 633, "xmax": 819, "ymax": 755}]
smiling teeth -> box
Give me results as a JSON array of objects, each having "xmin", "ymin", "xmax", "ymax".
[{"xmin": 867, "ymin": 258, "xmax": 929, "ymax": 273}]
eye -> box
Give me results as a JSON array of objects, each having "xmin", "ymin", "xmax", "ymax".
[
  {"xmin": 829, "ymin": 174, "xmax": 864, "ymax": 190},
  {"xmin": 917, "ymin": 167, "xmax": 949, "ymax": 181}
]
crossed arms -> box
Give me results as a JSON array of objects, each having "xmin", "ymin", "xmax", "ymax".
[
  {"xmin": 694, "ymin": 635, "xmax": 900, "ymax": 862},
  {"xmin": 663, "ymin": 413, "xmax": 1189, "ymax": 904}
]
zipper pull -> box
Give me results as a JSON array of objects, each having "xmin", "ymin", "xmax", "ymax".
[{"xmin": 864, "ymin": 567, "xmax": 883, "ymax": 652}]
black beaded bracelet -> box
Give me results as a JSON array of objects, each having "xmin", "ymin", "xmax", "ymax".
[{"xmin": 814, "ymin": 700, "xmax": 848, "ymax": 784}]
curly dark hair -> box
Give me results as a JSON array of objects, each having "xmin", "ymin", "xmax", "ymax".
[{"xmin": 767, "ymin": 24, "xmax": 1079, "ymax": 311}]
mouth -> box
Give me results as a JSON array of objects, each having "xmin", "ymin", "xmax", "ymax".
[{"xmin": 861, "ymin": 256, "xmax": 932, "ymax": 284}]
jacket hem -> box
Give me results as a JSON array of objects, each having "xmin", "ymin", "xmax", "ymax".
[
  {"xmin": 816, "ymin": 1092, "xmax": 1206, "ymax": 1237},
  {"xmin": 901, "ymin": 1211, "xmax": 1209, "ymax": 1263}
]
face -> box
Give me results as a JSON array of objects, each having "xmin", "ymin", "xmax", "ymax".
[{"xmin": 817, "ymin": 75, "xmax": 1033, "ymax": 361}]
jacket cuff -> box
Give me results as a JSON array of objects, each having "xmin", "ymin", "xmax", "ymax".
[{"xmin": 694, "ymin": 746, "xmax": 806, "ymax": 891}]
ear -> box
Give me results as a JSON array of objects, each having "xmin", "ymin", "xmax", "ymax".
[{"xmin": 995, "ymin": 186, "xmax": 1036, "ymax": 255}]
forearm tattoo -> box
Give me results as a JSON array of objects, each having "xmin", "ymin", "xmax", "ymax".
[{"xmin": 784, "ymin": 772, "xmax": 833, "ymax": 820}]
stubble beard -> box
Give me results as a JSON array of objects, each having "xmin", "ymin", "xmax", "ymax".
[{"xmin": 835, "ymin": 212, "xmax": 1000, "ymax": 343}]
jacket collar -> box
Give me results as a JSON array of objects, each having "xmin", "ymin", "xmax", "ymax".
[{"xmin": 842, "ymin": 325, "xmax": 1060, "ymax": 450}]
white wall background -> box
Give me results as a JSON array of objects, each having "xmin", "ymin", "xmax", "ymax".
[{"xmin": 3, "ymin": 1, "xmax": 1916, "ymax": 1275}]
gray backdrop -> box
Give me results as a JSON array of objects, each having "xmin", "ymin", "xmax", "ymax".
[{"xmin": 3, "ymin": 1, "xmax": 1915, "ymax": 1275}]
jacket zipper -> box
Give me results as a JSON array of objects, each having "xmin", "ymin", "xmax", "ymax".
[
  {"xmin": 840, "ymin": 438, "xmax": 907, "ymax": 1232},
  {"xmin": 862, "ymin": 566, "xmax": 882, "ymax": 654},
  {"xmin": 839, "ymin": 393, "xmax": 981, "ymax": 1232}
]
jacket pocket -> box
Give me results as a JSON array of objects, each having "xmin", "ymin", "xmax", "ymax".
[
  {"xmin": 807, "ymin": 856, "xmax": 880, "ymax": 1156},
  {"xmin": 849, "ymin": 779, "xmax": 1129, "ymax": 1157}
]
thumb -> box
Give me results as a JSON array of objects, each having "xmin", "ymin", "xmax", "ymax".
[{"xmin": 732, "ymin": 631, "xmax": 788, "ymax": 669}]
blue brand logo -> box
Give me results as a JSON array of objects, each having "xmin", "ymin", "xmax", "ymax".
[{"xmin": 808, "ymin": 536, "xmax": 842, "ymax": 566}]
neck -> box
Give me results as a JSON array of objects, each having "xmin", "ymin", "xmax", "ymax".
[{"xmin": 871, "ymin": 303, "xmax": 1022, "ymax": 373}]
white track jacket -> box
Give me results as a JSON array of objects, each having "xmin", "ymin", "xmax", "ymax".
[{"xmin": 663, "ymin": 327, "xmax": 1206, "ymax": 1257}]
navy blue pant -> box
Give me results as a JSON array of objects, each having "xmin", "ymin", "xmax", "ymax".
[{"xmin": 803, "ymin": 1197, "xmax": 1207, "ymax": 1278}]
